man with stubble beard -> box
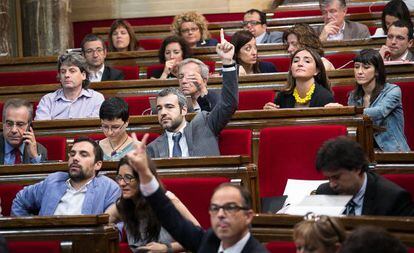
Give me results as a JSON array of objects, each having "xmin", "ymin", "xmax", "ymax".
[{"xmin": 11, "ymin": 137, "xmax": 120, "ymax": 216}]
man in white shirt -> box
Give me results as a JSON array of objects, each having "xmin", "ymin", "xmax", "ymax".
[
  {"xmin": 81, "ymin": 34, "xmax": 124, "ymax": 82},
  {"xmin": 243, "ymin": 9, "xmax": 282, "ymax": 44},
  {"xmin": 379, "ymin": 20, "xmax": 414, "ymax": 62}
]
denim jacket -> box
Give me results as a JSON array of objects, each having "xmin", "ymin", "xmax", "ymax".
[
  {"xmin": 348, "ymin": 83, "xmax": 410, "ymax": 151},
  {"xmin": 11, "ymin": 172, "xmax": 121, "ymax": 216}
]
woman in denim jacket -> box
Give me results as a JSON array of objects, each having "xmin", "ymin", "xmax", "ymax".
[{"xmin": 348, "ymin": 49, "xmax": 410, "ymax": 151}]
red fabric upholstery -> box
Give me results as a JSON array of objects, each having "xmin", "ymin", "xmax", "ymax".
[
  {"xmin": 368, "ymin": 26, "xmax": 377, "ymax": 35},
  {"xmin": 147, "ymin": 61, "xmax": 215, "ymax": 78},
  {"xmin": 266, "ymin": 241, "xmax": 296, "ymax": 253},
  {"xmin": 409, "ymin": 248, "xmax": 414, "ymax": 253},
  {"xmin": 36, "ymin": 136, "xmax": 67, "ymax": 161},
  {"xmin": 0, "ymin": 71, "xmax": 58, "ymax": 86},
  {"xmin": 262, "ymin": 57, "xmax": 290, "ymax": 72},
  {"xmin": 8, "ymin": 241, "xmax": 61, "ymax": 253},
  {"xmin": 395, "ymin": 82, "xmax": 414, "ymax": 149},
  {"xmin": 383, "ymin": 174, "xmax": 414, "ymax": 201},
  {"xmin": 138, "ymin": 38, "xmax": 163, "ymax": 50},
  {"xmin": 274, "ymin": 9, "xmax": 321, "ymax": 18},
  {"xmin": 238, "ymin": 90, "xmax": 276, "ymax": 110},
  {"xmin": 332, "ymin": 85, "xmax": 353, "ymax": 105},
  {"xmin": 161, "ymin": 177, "xmax": 230, "ymax": 229},
  {"xmin": 258, "ymin": 125, "xmax": 347, "ymax": 197},
  {"xmin": 219, "ymin": 129, "xmax": 252, "ymax": 156},
  {"xmin": 0, "ymin": 184, "xmax": 23, "ymax": 216},
  {"xmin": 124, "ymin": 96, "xmax": 152, "ymax": 115},
  {"xmin": 120, "ymin": 242, "xmax": 133, "ymax": 253},
  {"xmin": 113, "ymin": 66, "xmax": 139, "ymax": 80},
  {"xmin": 325, "ymin": 53, "xmax": 356, "ymax": 69}
]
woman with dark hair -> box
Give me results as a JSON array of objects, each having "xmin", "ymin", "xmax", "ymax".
[
  {"xmin": 109, "ymin": 19, "xmax": 138, "ymax": 52},
  {"xmin": 152, "ymin": 35, "xmax": 192, "ymax": 79},
  {"xmin": 373, "ymin": 0, "xmax": 411, "ymax": 36},
  {"xmin": 294, "ymin": 213, "xmax": 346, "ymax": 253},
  {"xmin": 99, "ymin": 97, "xmax": 134, "ymax": 160},
  {"xmin": 283, "ymin": 23, "xmax": 335, "ymax": 71},
  {"xmin": 231, "ymin": 30, "xmax": 277, "ymax": 75},
  {"xmin": 263, "ymin": 47, "xmax": 334, "ymax": 109},
  {"xmin": 106, "ymin": 157, "xmax": 199, "ymax": 252}
]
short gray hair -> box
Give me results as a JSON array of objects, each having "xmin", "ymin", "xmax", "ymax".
[
  {"xmin": 157, "ymin": 87, "xmax": 187, "ymax": 109},
  {"xmin": 3, "ymin": 98, "xmax": 33, "ymax": 123},
  {"xmin": 57, "ymin": 52, "xmax": 90, "ymax": 88},
  {"xmin": 178, "ymin": 58, "xmax": 209, "ymax": 82},
  {"xmin": 319, "ymin": 0, "xmax": 347, "ymax": 8}
]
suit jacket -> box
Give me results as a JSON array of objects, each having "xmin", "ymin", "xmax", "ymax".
[
  {"xmin": 146, "ymin": 187, "xmax": 268, "ymax": 253},
  {"xmin": 316, "ymin": 171, "xmax": 414, "ymax": 216},
  {"xmin": 258, "ymin": 61, "xmax": 277, "ymax": 73},
  {"xmin": 260, "ymin": 31, "xmax": 283, "ymax": 44},
  {"xmin": 147, "ymin": 66, "xmax": 238, "ymax": 158},
  {"xmin": 0, "ymin": 135, "xmax": 48, "ymax": 164},
  {"xmin": 315, "ymin": 20, "xmax": 371, "ymax": 40},
  {"xmin": 274, "ymin": 83, "xmax": 334, "ymax": 108},
  {"xmin": 406, "ymin": 50, "xmax": 414, "ymax": 61},
  {"xmin": 101, "ymin": 66, "xmax": 124, "ymax": 81},
  {"xmin": 197, "ymin": 90, "xmax": 221, "ymax": 112}
]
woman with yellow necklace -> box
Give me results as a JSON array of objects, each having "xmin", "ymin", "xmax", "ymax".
[{"xmin": 263, "ymin": 48, "xmax": 334, "ymax": 109}]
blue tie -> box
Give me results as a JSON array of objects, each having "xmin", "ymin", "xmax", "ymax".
[{"xmin": 172, "ymin": 132, "xmax": 182, "ymax": 157}]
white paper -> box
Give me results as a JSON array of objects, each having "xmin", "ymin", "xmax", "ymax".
[
  {"xmin": 283, "ymin": 179, "xmax": 329, "ymax": 206},
  {"xmin": 280, "ymin": 195, "xmax": 353, "ymax": 216}
]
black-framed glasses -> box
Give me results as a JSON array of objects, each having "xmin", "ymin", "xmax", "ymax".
[
  {"xmin": 242, "ymin": 20, "xmax": 262, "ymax": 27},
  {"xmin": 209, "ymin": 203, "xmax": 249, "ymax": 215},
  {"xmin": 115, "ymin": 174, "xmax": 136, "ymax": 184},
  {"xmin": 84, "ymin": 48, "xmax": 105, "ymax": 55},
  {"xmin": 101, "ymin": 122, "xmax": 126, "ymax": 133}
]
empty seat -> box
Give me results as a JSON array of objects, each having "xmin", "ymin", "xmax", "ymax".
[
  {"xmin": 266, "ymin": 241, "xmax": 296, "ymax": 253},
  {"xmin": 382, "ymin": 174, "xmax": 414, "ymax": 201},
  {"xmin": 36, "ymin": 136, "xmax": 67, "ymax": 161},
  {"xmin": 124, "ymin": 96, "xmax": 152, "ymax": 115},
  {"xmin": 113, "ymin": 66, "xmax": 139, "ymax": 80},
  {"xmin": 0, "ymin": 70, "xmax": 58, "ymax": 86},
  {"xmin": 0, "ymin": 183, "xmax": 24, "ymax": 216},
  {"xmin": 325, "ymin": 53, "xmax": 356, "ymax": 69},
  {"xmin": 138, "ymin": 38, "xmax": 163, "ymax": 50},
  {"xmin": 261, "ymin": 57, "xmax": 290, "ymax": 72},
  {"xmin": 395, "ymin": 82, "xmax": 414, "ymax": 149},
  {"xmin": 238, "ymin": 90, "xmax": 276, "ymax": 111},
  {"xmin": 8, "ymin": 241, "xmax": 61, "ymax": 253},
  {"xmin": 332, "ymin": 85, "xmax": 353, "ymax": 105},
  {"xmin": 219, "ymin": 129, "xmax": 252, "ymax": 156}
]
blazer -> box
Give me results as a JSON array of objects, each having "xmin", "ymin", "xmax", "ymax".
[
  {"xmin": 197, "ymin": 38, "xmax": 218, "ymax": 47},
  {"xmin": 316, "ymin": 171, "xmax": 414, "ymax": 216},
  {"xmin": 274, "ymin": 83, "xmax": 334, "ymax": 108},
  {"xmin": 11, "ymin": 172, "xmax": 121, "ymax": 216},
  {"xmin": 146, "ymin": 187, "xmax": 268, "ymax": 253},
  {"xmin": 0, "ymin": 135, "xmax": 48, "ymax": 164},
  {"xmin": 258, "ymin": 61, "xmax": 277, "ymax": 73},
  {"xmin": 315, "ymin": 20, "xmax": 371, "ymax": 40},
  {"xmin": 147, "ymin": 67, "xmax": 238, "ymax": 158},
  {"xmin": 406, "ymin": 50, "xmax": 414, "ymax": 61},
  {"xmin": 260, "ymin": 31, "xmax": 283, "ymax": 44},
  {"xmin": 101, "ymin": 66, "xmax": 124, "ymax": 81},
  {"xmin": 197, "ymin": 90, "xmax": 221, "ymax": 112}
]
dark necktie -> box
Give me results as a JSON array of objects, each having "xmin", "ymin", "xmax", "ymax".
[
  {"xmin": 172, "ymin": 132, "xmax": 182, "ymax": 157},
  {"xmin": 344, "ymin": 200, "xmax": 356, "ymax": 216},
  {"xmin": 14, "ymin": 148, "xmax": 22, "ymax": 164}
]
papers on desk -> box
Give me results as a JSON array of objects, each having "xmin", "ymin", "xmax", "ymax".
[{"xmin": 282, "ymin": 179, "xmax": 328, "ymax": 206}]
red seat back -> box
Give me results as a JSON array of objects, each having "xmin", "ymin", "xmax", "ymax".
[
  {"xmin": 383, "ymin": 174, "xmax": 414, "ymax": 201},
  {"xmin": 0, "ymin": 70, "xmax": 58, "ymax": 86},
  {"xmin": 395, "ymin": 82, "xmax": 414, "ymax": 150},
  {"xmin": 219, "ymin": 129, "xmax": 252, "ymax": 156},
  {"xmin": 138, "ymin": 38, "xmax": 163, "ymax": 50},
  {"xmin": 266, "ymin": 241, "xmax": 296, "ymax": 253},
  {"xmin": 113, "ymin": 66, "xmax": 139, "ymax": 80},
  {"xmin": 124, "ymin": 96, "xmax": 152, "ymax": 115},
  {"xmin": 0, "ymin": 183, "xmax": 24, "ymax": 216},
  {"xmin": 262, "ymin": 57, "xmax": 290, "ymax": 72},
  {"xmin": 332, "ymin": 85, "xmax": 353, "ymax": 105},
  {"xmin": 238, "ymin": 90, "xmax": 276, "ymax": 110},
  {"xmin": 325, "ymin": 53, "xmax": 356, "ymax": 69},
  {"xmin": 8, "ymin": 241, "xmax": 61, "ymax": 253},
  {"xmin": 258, "ymin": 125, "xmax": 347, "ymax": 197},
  {"xmin": 36, "ymin": 136, "xmax": 67, "ymax": 161},
  {"xmin": 161, "ymin": 177, "xmax": 230, "ymax": 229}
]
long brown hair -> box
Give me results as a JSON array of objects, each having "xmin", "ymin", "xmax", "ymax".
[
  {"xmin": 108, "ymin": 19, "xmax": 138, "ymax": 52},
  {"xmin": 231, "ymin": 30, "xmax": 260, "ymax": 73}
]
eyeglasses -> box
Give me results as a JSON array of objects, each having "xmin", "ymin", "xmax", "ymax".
[
  {"xmin": 84, "ymin": 48, "xmax": 105, "ymax": 55},
  {"xmin": 181, "ymin": 27, "xmax": 199, "ymax": 34},
  {"xmin": 208, "ymin": 203, "xmax": 249, "ymax": 215},
  {"xmin": 242, "ymin": 20, "xmax": 262, "ymax": 27},
  {"xmin": 115, "ymin": 174, "xmax": 136, "ymax": 184},
  {"xmin": 4, "ymin": 120, "xmax": 29, "ymax": 130},
  {"xmin": 101, "ymin": 123, "xmax": 125, "ymax": 133}
]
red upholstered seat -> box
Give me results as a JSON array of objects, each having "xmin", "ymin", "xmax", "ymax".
[
  {"xmin": 258, "ymin": 125, "xmax": 347, "ymax": 197},
  {"xmin": 8, "ymin": 241, "xmax": 61, "ymax": 253},
  {"xmin": 113, "ymin": 66, "xmax": 139, "ymax": 80},
  {"xmin": 332, "ymin": 85, "xmax": 353, "ymax": 105},
  {"xmin": 124, "ymin": 96, "xmax": 152, "ymax": 115},
  {"xmin": 368, "ymin": 26, "xmax": 377, "ymax": 35},
  {"xmin": 120, "ymin": 242, "xmax": 133, "ymax": 253},
  {"xmin": 219, "ymin": 129, "xmax": 252, "ymax": 156},
  {"xmin": 36, "ymin": 136, "xmax": 67, "ymax": 161},
  {"xmin": 146, "ymin": 61, "xmax": 215, "ymax": 78},
  {"xmin": 0, "ymin": 184, "xmax": 23, "ymax": 216},
  {"xmin": 395, "ymin": 82, "xmax": 414, "ymax": 149},
  {"xmin": 261, "ymin": 57, "xmax": 290, "ymax": 72},
  {"xmin": 266, "ymin": 241, "xmax": 296, "ymax": 253},
  {"xmin": 161, "ymin": 177, "xmax": 230, "ymax": 229},
  {"xmin": 0, "ymin": 70, "xmax": 58, "ymax": 86},
  {"xmin": 325, "ymin": 53, "xmax": 356, "ymax": 69},
  {"xmin": 138, "ymin": 38, "xmax": 163, "ymax": 50},
  {"xmin": 238, "ymin": 90, "xmax": 276, "ymax": 111},
  {"xmin": 383, "ymin": 174, "xmax": 414, "ymax": 201}
]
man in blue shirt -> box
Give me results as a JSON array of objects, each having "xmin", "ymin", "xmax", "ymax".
[{"xmin": 0, "ymin": 98, "xmax": 47, "ymax": 165}]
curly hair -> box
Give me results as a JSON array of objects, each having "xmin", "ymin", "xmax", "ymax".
[
  {"xmin": 171, "ymin": 11, "xmax": 211, "ymax": 41},
  {"xmin": 158, "ymin": 35, "xmax": 192, "ymax": 64},
  {"xmin": 283, "ymin": 23, "xmax": 325, "ymax": 56},
  {"xmin": 108, "ymin": 19, "xmax": 138, "ymax": 52}
]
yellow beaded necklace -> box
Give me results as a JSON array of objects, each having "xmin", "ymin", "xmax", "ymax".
[{"xmin": 293, "ymin": 83, "xmax": 315, "ymax": 104}]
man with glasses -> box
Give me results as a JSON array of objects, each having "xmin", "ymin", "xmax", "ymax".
[
  {"xmin": 0, "ymin": 98, "xmax": 47, "ymax": 165},
  {"xmin": 243, "ymin": 9, "xmax": 283, "ymax": 44},
  {"xmin": 379, "ymin": 20, "xmax": 414, "ymax": 62},
  {"xmin": 12, "ymin": 137, "xmax": 120, "ymax": 216},
  {"xmin": 35, "ymin": 52, "xmax": 105, "ymax": 120},
  {"xmin": 124, "ymin": 133, "xmax": 267, "ymax": 252},
  {"xmin": 81, "ymin": 34, "xmax": 124, "ymax": 82}
]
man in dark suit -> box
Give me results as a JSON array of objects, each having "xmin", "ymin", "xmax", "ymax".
[
  {"xmin": 243, "ymin": 9, "xmax": 283, "ymax": 44},
  {"xmin": 1, "ymin": 99, "xmax": 47, "ymax": 165},
  {"xmin": 315, "ymin": 136, "xmax": 414, "ymax": 216},
  {"xmin": 126, "ymin": 133, "xmax": 268, "ymax": 253},
  {"xmin": 81, "ymin": 34, "xmax": 124, "ymax": 82},
  {"xmin": 379, "ymin": 20, "xmax": 414, "ymax": 62}
]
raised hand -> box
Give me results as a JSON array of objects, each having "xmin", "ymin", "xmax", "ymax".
[
  {"xmin": 319, "ymin": 21, "xmax": 340, "ymax": 41},
  {"xmin": 23, "ymin": 126, "xmax": 39, "ymax": 159},
  {"xmin": 379, "ymin": 45, "xmax": 392, "ymax": 61},
  {"xmin": 125, "ymin": 133, "xmax": 154, "ymax": 184},
  {"xmin": 216, "ymin": 28, "xmax": 235, "ymax": 65}
]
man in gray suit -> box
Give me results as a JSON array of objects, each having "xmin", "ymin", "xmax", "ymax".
[
  {"xmin": 316, "ymin": 0, "xmax": 370, "ymax": 41},
  {"xmin": 243, "ymin": 9, "xmax": 283, "ymax": 44},
  {"xmin": 147, "ymin": 29, "xmax": 238, "ymax": 158},
  {"xmin": 379, "ymin": 20, "xmax": 414, "ymax": 62}
]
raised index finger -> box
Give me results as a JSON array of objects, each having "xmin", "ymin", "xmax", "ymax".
[{"xmin": 220, "ymin": 28, "xmax": 225, "ymax": 43}]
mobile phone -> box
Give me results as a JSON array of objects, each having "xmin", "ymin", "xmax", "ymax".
[{"xmin": 26, "ymin": 121, "xmax": 33, "ymax": 132}]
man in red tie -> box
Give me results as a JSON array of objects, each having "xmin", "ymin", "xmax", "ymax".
[{"xmin": 1, "ymin": 99, "xmax": 47, "ymax": 165}]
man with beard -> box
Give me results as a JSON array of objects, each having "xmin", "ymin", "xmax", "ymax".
[
  {"xmin": 315, "ymin": 136, "xmax": 414, "ymax": 216},
  {"xmin": 11, "ymin": 137, "xmax": 120, "ymax": 216}
]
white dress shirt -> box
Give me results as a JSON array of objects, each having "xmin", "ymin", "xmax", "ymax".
[
  {"xmin": 217, "ymin": 232, "xmax": 250, "ymax": 253},
  {"xmin": 89, "ymin": 64, "xmax": 105, "ymax": 82},
  {"xmin": 351, "ymin": 172, "xmax": 367, "ymax": 216},
  {"xmin": 165, "ymin": 122, "xmax": 189, "ymax": 157},
  {"xmin": 255, "ymin": 32, "xmax": 266, "ymax": 44},
  {"xmin": 53, "ymin": 179, "xmax": 92, "ymax": 215},
  {"xmin": 327, "ymin": 22, "xmax": 346, "ymax": 41}
]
